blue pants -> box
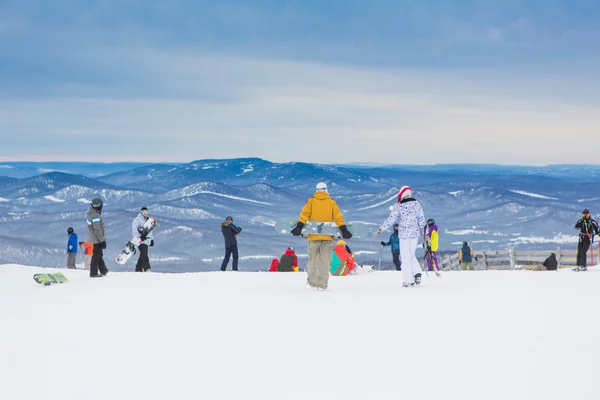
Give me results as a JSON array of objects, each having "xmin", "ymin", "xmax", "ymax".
[{"xmin": 221, "ymin": 244, "xmax": 239, "ymax": 271}]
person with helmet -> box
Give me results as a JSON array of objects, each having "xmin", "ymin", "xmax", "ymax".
[
  {"xmin": 574, "ymin": 209, "xmax": 600, "ymax": 271},
  {"xmin": 269, "ymin": 247, "xmax": 299, "ymax": 272},
  {"xmin": 86, "ymin": 197, "xmax": 108, "ymax": 277},
  {"xmin": 66, "ymin": 227, "xmax": 78, "ymax": 269},
  {"xmin": 373, "ymin": 185, "xmax": 426, "ymax": 287},
  {"xmin": 291, "ymin": 182, "xmax": 349, "ymax": 290},
  {"xmin": 458, "ymin": 241, "xmax": 477, "ymax": 271},
  {"xmin": 220, "ymin": 216, "xmax": 242, "ymax": 271},
  {"xmin": 381, "ymin": 223, "xmax": 401, "ymax": 271},
  {"xmin": 330, "ymin": 239, "xmax": 356, "ymax": 276},
  {"xmin": 424, "ymin": 218, "xmax": 441, "ymax": 277},
  {"xmin": 132, "ymin": 207, "xmax": 154, "ymax": 272}
]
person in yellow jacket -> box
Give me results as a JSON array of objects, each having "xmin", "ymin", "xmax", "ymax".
[{"xmin": 291, "ymin": 182, "xmax": 351, "ymax": 290}]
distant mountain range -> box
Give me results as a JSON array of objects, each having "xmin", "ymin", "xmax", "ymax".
[{"xmin": 1, "ymin": 158, "xmax": 599, "ymax": 272}]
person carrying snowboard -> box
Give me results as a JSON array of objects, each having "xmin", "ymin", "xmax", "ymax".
[
  {"xmin": 132, "ymin": 206, "xmax": 154, "ymax": 272},
  {"xmin": 373, "ymin": 185, "xmax": 426, "ymax": 287},
  {"xmin": 66, "ymin": 227, "xmax": 78, "ymax": 269},
  {"xmin": 86, "ymin": 197, "xmax": 108, "ymax": 278},
  {"xmin": 424, "ymin": 218, "xmax": 441, "ymax": 277},
  {"xmin": 574, "ymin": 209, "xmax": 600, "ymax": 271},
  {"xmin": 381, "ymin": 223, "xmax": 401, "ymax": 271},
  {"xmin": 291, "ymin": 182, "xmax": 350, "ymax": 290},
  {"xmin": 220, "ymin": 216, "xmax": 242, "ymax": 271}
]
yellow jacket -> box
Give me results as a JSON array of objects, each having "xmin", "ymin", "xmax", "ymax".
[{"xmin": 298, "ymin": 192, "xmax": 346, "ymax": 241}]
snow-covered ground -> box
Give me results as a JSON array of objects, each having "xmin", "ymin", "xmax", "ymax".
[{"xmin": 1, "ymin": 264, "xmax": 599, "ymax": 400}]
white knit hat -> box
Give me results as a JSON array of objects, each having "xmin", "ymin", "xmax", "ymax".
[{"xmin": 398, "ymin": 186, "xmax": 412, "ymax": 200}]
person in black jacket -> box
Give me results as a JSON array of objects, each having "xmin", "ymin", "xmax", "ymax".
[
  {"xmin": 220, "ymin": 216, "xmax": 242, "ymax": 271},
  {"xmin": 529, "ymin": 253, "xmax": 558, "ymax": 271},
  {"xmin": 575, "ymin": 209, "xmax": 600, "ymax": 270}
]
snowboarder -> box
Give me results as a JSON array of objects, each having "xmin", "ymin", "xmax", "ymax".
[
  {"xmin": 574, "ymin": 209, "xmax": 600, "ymax": 271},
  {"xmin": 86, "ymin": 197, "xmax": 108, "ymax": 278},
  {"xmin": 132, "ymin": 207, "xmax": 154, "ymax": 272},
  {"xmin": 330, "ymin": 239, "xmax": 356, "ymax": 276},
  {"xmin": 380, "ymin": 223, "xmax": 401, "ymax": 271},
  {"xmin": 79, "ymin": 241, "xmax": 93, "ymax": 270},
  {"xmin": 373, "ymin": 185, "xmax": 426, "ymax": 287},
  {"xmin": 291, "ymin": 182, "xmax": 350, "ymax": 290},
  {"xmin": 269, "ymin": 247, "xmax": 299, "ymax": 272},
  {"xmin": 458, "ymin": 242, "xmax": 477, "ymax": 270},
  {"xmin": 66, "ymin": 227, "xmax": 78, "ymax": 269},
  {"xmin": 424, "ymin": 218, "xmax": 441, "ymax": 276},
  {"xmin": 220, "ymin": 216, "xmax": 242, "ymax": 271}
]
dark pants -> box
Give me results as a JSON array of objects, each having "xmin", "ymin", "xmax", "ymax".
[
  {"xmin": 135, "ymin": 244, "xmax": 151, "ymax": 272},
  {"xmin": 90, "ymin": 244, "xmax": 108, "ymax": 277},
  {"xmin": 221, "ymin": 244, "xmax": 239, "ymax": 271},
  {"xmin": 392, "ymin": 252, "xmax": 402, "ymax": 271},
  {"xmin": 577, "ymin": 239, "xmax": 591, "ymax": 267}
]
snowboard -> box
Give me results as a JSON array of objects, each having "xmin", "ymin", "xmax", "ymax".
[
  {"xmin": 274, "ymin": 218, "xmax": 372, "ymax": 239},
  {"xmin": 116, "ymin": 216, "xmax": 158, "ymax": 265},
  {"xmin": 34, "ymin": 272, "xmax": 69, "ymax": 286}
]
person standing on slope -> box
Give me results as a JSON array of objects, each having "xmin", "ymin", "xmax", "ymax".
[
  {"xmin": 291, "ymin": 182, "xmax": 351, "ymax": 290},
  {"xmin": 424, "ymin": 218, "xmax": 441, "ymax": 277},
  {"xmin": 66, "ymin": 227, "xmax": 78, "ymax": 269},
  {"xmin": 381, "ymin": 223, "xmax": 401, "ymax": 271},
  {"xmin": 458, "ymin": 242, "xmax": 477, "ymax": 271},
  {"xmin": 220, "ymin": 216, "xmax": 242, "ymax": 271},
  {"xmin": 132, "ymin": 207, "xmax": 154, "ymax": 272},
  {"xmin": 574, "ymin": 209, "xmax": 600, "ymax": 271},
  {"xmin": 373, "ymin": 186, "xmax": 426, "ymax": 287},
  {"xmin": 79, "ymin": 241, "xmax": 93, "ymax": 270},
  {"xmin": 87, "ymin": 197, "xmax": 109, "ymax": 278}
]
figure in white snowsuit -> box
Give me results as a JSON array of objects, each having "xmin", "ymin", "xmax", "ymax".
[
  {"xmin": 132, "ymin": 207, "xmax": 154, "ymax": 272},
  {"xmin": 373, "ymin": 186, "xmax": 426, "ymax": 287}
]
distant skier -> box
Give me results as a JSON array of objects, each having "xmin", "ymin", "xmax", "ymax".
[
  {"xmin": 220, "ymin": 216, "xmax": 242, "ymax": 271},
  {"xmin": 574, "ymin": 209, "xmax": 600, "ymax": 271},
  {"xmin": 132, "ymin": 207, "xmax": 154, "ymax": 272},
  {"xmin": 79, "ymin": 241, "xmax": 93, "ymax": 270},
  {"xmin": 424, "ymin": 218, "xmax": 441, "ymax": 277},
  {"xmin": 66, "ymin": 227, "xmax": 78, "ymax": 269},
  {"xmin": 380, "ymin": 223, "xmax": 402, "ymax": 271},
  {"xmin": 458, "ymin": 242, "xmax": 477, "ymax": 271},
  {"xmin": 86, "ymin": 197, "xmax": 108, "ymax": 278},
  {"xmin": 373, "ymin": 186, "xmax": 426, "ymax": 287},
  {"xmin": 291, "ymin": 182, "xmax": 350, "ymax": 290}
]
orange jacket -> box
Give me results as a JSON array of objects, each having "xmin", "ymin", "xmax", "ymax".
[{"xmin": 80, "ymin": 242, "xmax": 94, "ymax": 255}]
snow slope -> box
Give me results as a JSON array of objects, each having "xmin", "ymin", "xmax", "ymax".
[{"xmin": 1, "ymin": 264, "xmax": 599, "ymax": 400}]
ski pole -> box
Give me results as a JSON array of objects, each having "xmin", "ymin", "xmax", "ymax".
[{"xmin": 378, "ymin": 246, "xmax": 383, "ymax": 270}]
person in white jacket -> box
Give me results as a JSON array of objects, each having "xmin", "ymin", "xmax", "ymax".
[
  {"xmin": 373, "ymin": 186, "xmax": 426, "ymax": 287},
  {"xmin": 132, "ymin": 207, "xmax": 154, "ymax": 272}
]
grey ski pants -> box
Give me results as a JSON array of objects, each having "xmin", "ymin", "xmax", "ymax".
[
  {"xmin": 307, "ymin": 240, "xmax": 334, "ymax": 289},
  {"xmin": 67, "ymin": 252, "xmax": 77, "ymax": 269}
]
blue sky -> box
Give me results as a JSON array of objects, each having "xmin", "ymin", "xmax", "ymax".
[{"xmin": 1, "ymin": 0, "xmax": 599, "ymax": 164}]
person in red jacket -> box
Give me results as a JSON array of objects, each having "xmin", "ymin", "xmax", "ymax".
[
  {"xmin": 269, "ymin": 247, "xmax": 299, "ymax": 272},
  {"xmin": 330, "ymin": 240, "xmax": 356, "ymax": 276}
]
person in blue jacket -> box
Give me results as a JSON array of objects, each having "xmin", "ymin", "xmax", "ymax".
[
  {"xmin": 381, "ymin": 223, "xmax": 401, "ymax": 271},
  {"xmin": 66, "ymin": 227, "xmax": 78, "ymax": 269}
]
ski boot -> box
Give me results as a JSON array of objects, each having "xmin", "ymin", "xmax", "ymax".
[{"xmin": 415, "ymin": 273, "xmax": 422, "ymax": 285}]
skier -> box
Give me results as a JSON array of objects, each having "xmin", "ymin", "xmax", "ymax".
[
  {"xmin": 574, "ymin": 209, "xmax": 600, "ymax": 271},
  {"xmin": 86, "ymin": 197, "xmax": 108, "ymax": 278},
  {"xmin": 458, "ymin": 241, "xmax": 477, "ymax": 270},
  {"xmin": 424, "ymin": 218, "xmax": 441, "ymax": 277},
  {"xmin": 291, "ymin": 182, "xmax": 350, "ymax": 290},
  {"xmin": 269, "ymin": 247, "xmax": 299, "ymax": 272},
  {"xmin": 220, "ymin": 216, "xmax": 242, "ymax": 271},
  {"xmin": 132, "ymin": 207, "xmax": 154, "ymax": 272},
  {"xmin": 373, "ymin": 185, "xmax": 426, "ymax": 287},
  {"xmin": 380, "ymin": 223, "xmax": 401, "ymax": 271},
  {"xmin": 66, "ymin": 227, "xmax": 78, "ymax": 269},
  {"xmin": 330, "ymin": 239, "xmax": 356, "ymax": 276},
  {"xmin": 78, "ymin": 241, "xmax": 93, "ymax": 270}
]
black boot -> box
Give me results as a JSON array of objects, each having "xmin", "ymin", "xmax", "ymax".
[{"xmin": 415, "ymin": 273, "xmax": 422, "ymax": 285}]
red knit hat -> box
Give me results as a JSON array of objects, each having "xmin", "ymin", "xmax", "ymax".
[{"xmin": 398, "ymin": 186, "xmax": 412, "ymax": 200}]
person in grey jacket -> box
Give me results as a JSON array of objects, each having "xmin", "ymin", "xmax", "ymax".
[
  {"xmin": 87, "ymin": 197, "xmax": 108, "ymax": 277},
  {"xmin": 132, "ymin": 206, "xmax": 153, "ymax": 272}
]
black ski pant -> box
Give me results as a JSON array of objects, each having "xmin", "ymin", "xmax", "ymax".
[
  {"xmin": 577, "ymin": 239, "xmax": 591, "ymax": 267},
  {"xmin": 392, "ymin": 252, "xmax": 402, "ymax": 271},
  {"xmin": 90, "ymin": 244, "xmax": 108, "ymax": 277},
  {"xmin": 135, "ymin": 244, "xmax": 151, "ymax": 272},
  {"xmin": 221, "ymin": 244, "xmax": 239, "ymax": 271}
]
